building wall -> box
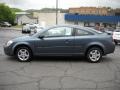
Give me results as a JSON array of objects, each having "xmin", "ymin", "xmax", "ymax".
[
  {"xmin": 33, "ymin": 12, "xmax": 66, "ymax": 27},
  {"xmin": 33, "ymin": 12, "xmax": 87, "ymax": 27},
  {"xmin": 69, "ymin": 7, "xmax": 108, "ymax": 15},
  {"xmin": 64, "ymin": 20, "xmax": 85, "ymax": 26},
  {"xmin": 17, "ymin": 15, "xmax": 37, "ymax": 25},
  {"xmin": 65, "ymin": 21, "xmax": 75, "ymax": 25},
  {"xmin": 78, "ymin": 22, "xmax": 84, "ymax": 26}
]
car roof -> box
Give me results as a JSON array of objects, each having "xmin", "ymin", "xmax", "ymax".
[{"xmin": 49, "ymin": 24, "xmax": 84, "ymax": 29}]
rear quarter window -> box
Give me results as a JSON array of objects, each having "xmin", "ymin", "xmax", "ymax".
[
  {"xmin": 75, "ymin": 29, "xmax": 94, "ymax": 36},
  {"xmin": 85, "ymin": 27, "xmax": 103, "ymax": 34}
]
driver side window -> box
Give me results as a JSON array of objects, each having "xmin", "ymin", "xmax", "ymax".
[{"xmin": 43, "ymin": 27, "xmax": 73, "ymax": 37}]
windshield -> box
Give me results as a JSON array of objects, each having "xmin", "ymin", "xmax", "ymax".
[
  {"xmin": 31, "ymin": 29, "xmax": 46, "ymax": 37},
  {"xmin": 37, "ymin": 27, "xmax": 44, "ymax": 29},
  {"xmin": 4, "ymin": 22, "xmax": 9, "ymax": 24}
]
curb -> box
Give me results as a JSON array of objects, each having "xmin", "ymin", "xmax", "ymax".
[{"xmin": 0, "ymin": 27, "xmax": 22, "ymax": 31}]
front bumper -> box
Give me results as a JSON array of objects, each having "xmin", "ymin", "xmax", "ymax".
[
  {"xmin": 114, "ymin": 39, "xmax": 120, "ymax": 43},
  {"xmin": 22, "ymin": 29, "xmax": 31, "ymax": 33},
  {"xmin": 4, "ymin": 45, "xmax": 14, "ymax": 56}
]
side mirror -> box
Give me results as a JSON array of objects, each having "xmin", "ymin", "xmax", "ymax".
[{"xmin": 38, "ymin": 35, "xmax": 44, "ymax": 39}]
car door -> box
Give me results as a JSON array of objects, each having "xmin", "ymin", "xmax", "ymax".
[
  {"xmin": 74, "ymin": 28, "xmax": 94, "ymax": 54},
  {"xmin": 34, "ymin": 26, "xmax": 75, "ymax": 55}
]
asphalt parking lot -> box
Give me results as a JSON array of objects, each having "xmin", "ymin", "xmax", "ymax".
[{"xmin": 0, "ymin": 29, "xmax": 120, "ymax": 90}]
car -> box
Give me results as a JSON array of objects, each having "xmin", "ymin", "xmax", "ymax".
[
  {"xmin": 34, "ymin": 26, "xmax": 44, "ymax": 33},
  {"xmin": 113, "ymin": 29, "xmax": 120, "ymax": 45},
  {"xmin": 104, "ymin": 29, "xmax": 114, "ymax": 35},
  {"xmin": 28, "ymin": 23, "xmax": 37, "ymax": 30},
  {"xmin": 22, "ymin": 24, "xmax": 31, "ymax": 33},
  {"xmin": 0, "ymin": 22, "xmax": 11, "ymax": 27},
  {"xmin": 22, "ymin": 23, "xmax": 42, "ymax": 33},
  {"xmin": 4, "ymin": 25, "xmax": 115, "ymax": 63},
  {"xmin": 28, "ymin": 23, "xmax": 41, "ymax": 30}
]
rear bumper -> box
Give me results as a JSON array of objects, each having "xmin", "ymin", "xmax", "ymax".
[{"xmin": 104, "ymin": 42, "xmax": 115, "ymax": 55}]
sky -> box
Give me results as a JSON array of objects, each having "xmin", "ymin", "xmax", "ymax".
[{"xmin": 0, "ymin": 0, "xmax": 120, "ymax": 10}]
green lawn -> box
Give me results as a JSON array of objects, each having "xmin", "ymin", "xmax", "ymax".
[{"xmin": 12, "ymin": 25, "xmax": 22, "ymax": 28}]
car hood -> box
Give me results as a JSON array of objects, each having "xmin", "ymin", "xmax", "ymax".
[{"xmin": 12, "ymin": 35, "xmax": 36, "ymax": 42}]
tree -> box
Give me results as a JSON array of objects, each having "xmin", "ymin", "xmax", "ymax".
[
  {"xmin": 11, "ymin": 8, "xmax": 22, "ymax": 12},
  {"xmin": 0, "ymin": 3, "xmax": 15, "ymax": 25}
]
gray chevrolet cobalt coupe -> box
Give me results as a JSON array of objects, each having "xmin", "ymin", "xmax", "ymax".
[{"xmin": 4, "ymin": 25, "xmax": 115, "ymax": 63}]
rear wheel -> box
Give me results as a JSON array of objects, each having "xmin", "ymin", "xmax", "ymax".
[
  {"xmin": 15, "ymin": 47, "xmax": 32, "ymax": 62},
  {"xmin": 86, "ymin": 47, "xmax": 103, "ymax": 63}
]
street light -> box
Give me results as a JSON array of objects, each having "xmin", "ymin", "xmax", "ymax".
[{"xmin": 56, "ymin": 0, "xmax": 58, "ymax": 25}]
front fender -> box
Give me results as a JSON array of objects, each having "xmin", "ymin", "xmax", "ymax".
[{"xmin": 12, "ymin": 42, "xmax": 34, "ymax": 54}]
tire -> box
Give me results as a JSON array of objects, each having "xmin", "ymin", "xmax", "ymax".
[
  {"xmin": 22, "ymin": 30, "xmax": 25, "ymax": 33},
  {"xmin": 86, "ymin": 47, "xmax": 103, "ymax": 63},
  {"xmin": 114, "ymin": 40, "xmax": 118, "ymax": 45},
  {"xmin": 28, "ymin": 31, "xmax": 31, "ymax": 33},
  {"xmin": 22, "ymin": 30, "xmax": 24, "ymax": 33},
  {"xmin": 15, "ymin": 47, "xmax": 32, "ymax": 62}
]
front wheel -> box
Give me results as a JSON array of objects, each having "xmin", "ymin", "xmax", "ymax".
[
  {"xmin": 22, "ymin": 30, "xmax": 24, "ymax": 33},
  {"xmin": 86, "ymin": 47, "xmax": 103, "ymax": 63},
  {"xmin": 15, "ymin": 47, "xmax": 32, "ymax": 62}
]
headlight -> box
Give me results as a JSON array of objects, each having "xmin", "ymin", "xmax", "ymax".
[{"xmin": 6, "ymin": 40, "xmax": 13, "ymax": 46}]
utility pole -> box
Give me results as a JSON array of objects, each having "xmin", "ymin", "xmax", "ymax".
[{"xmin": 56, "ymin": 0, "xmax": 58, "ymax": 25}]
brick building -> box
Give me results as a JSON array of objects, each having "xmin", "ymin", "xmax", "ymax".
[{"xmin": 69, "ymin": 7, "xmax": 108, "ymax": 16}]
